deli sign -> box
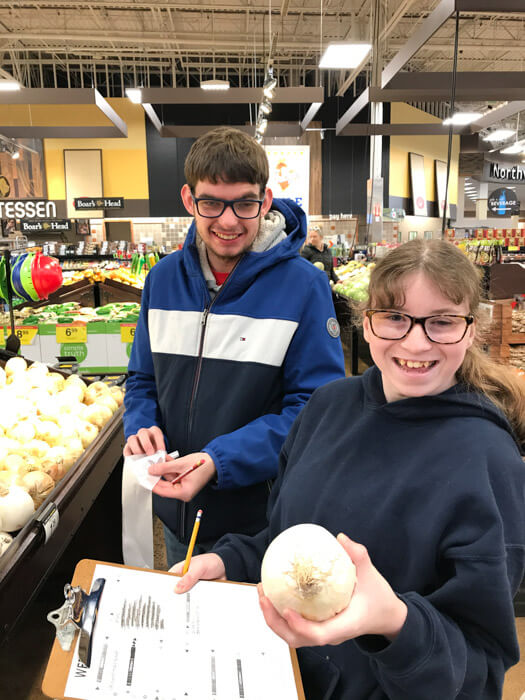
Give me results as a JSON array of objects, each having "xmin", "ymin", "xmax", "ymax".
[
  {"xmin": 74, "ymin": 197, "xmax": 124, "ymax": 210},
  {"xmin": 0, "ymin": 200, "xmax": 57, "ymax": 219},
  {"xmin": 20, "ymin": 219, "xmax": 72, "ymax": 233}
]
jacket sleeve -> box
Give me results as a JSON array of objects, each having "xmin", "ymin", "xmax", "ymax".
[
  {"xmin": 204, "ymin": 273, "xmax": 345, "ymax": 489},
  {"xmin": 122, "ymin": 277, "xmax": 164, "ymax": 440},
  {"xmin": 354, "ymin": 442, "xmax": 525, "ymax": 698},
  {"xmin": 330, "ymin": 265, "xmax": 340, "ymax": 283},
  {"xmin": 212, "ymin": 418, "xmax": 300, "ymax": 582}
]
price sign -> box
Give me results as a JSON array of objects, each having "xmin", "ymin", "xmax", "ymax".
[
  {"xmin": 120, "ymin": 324, "xmax": 136, "ymax": 343},
  {"xmin": 10, "ymin": 326, "xmax": 38, "ymax": 345},
  {"xmin": 56, "ymin": 324, "xmax": 87, "ymax": 343},
  {"xmin": 0, "ymin": 327, "xmax": 4, "ymax": 346}
]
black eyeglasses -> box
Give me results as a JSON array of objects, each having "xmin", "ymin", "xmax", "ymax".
[
  {"xmin": 192, "ymin": 195, "xmax": 264, "ymax": 219},
  {"xmin": 365, "ymin": 309, "xmax": 474, "ymax": 344}
]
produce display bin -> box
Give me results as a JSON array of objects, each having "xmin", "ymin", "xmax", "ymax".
[
  {"xmin": 38, "ymin": 320, "xmax": 109, "ymax": 373},
  {"xmin": 0, "ymin": 352, "xmax": 126, "ymax": 644},
  {"xmin": 104, "ymin": 321, "xmax": 136, "ymax": 372}
]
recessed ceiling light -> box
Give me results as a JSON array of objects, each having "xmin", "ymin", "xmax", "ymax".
[
  {"xmin": 0, "ymin": 80, "xmax": 21, "ymax": 91},
  {"xmin": 319, "ymin": 43, "xmax": 372, "ymax": 69},
  {"xmin": 200, "ymin": 79, "xmax": 230, "ymax": 91},
  {"xmin": 500, "ymin": 142, "xmax": 524, "ymax": 155},
  {"xmin": 483, "ymin": 129, "xmax": 516, "ymax": 142},
  {"xmin": 443, "ymin": 112, "xmax": 483, "ymax": 126},
  {"xmin": 125, "ymin": 88, "xmax": 142, "ymax": 103}
]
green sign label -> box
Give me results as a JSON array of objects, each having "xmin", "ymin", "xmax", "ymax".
[
  {"xmin": 60, "ymin": 342, "xmax": 88, "ymax": 363},
  {"xmin": 126, "ymin": 342, "xmax": 133, "ymax": 358}
]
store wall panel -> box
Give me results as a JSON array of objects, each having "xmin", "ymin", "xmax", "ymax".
[
  {"xmin": 64, "ymin": 149, "xmax": 103, "ymax": 218},
  {"xmin": 389, "ymin": 103, "xmax": 459, "ymax": 215},
  {"xmin": 44, "ymin": 99, "xmax": 149, "ymax": 214}
]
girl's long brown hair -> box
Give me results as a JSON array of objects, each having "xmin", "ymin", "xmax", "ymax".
[{"xmin": 364, "ymin": 239, "xmax": 525, "ymax": 446}]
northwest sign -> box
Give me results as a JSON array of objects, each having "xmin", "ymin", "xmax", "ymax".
[
  {"xmin": 74, "ymin": 197, "xmax": 124, "ymax": 209},
  {"xmin": 487, "ymin": 162, "xmax": 525, "ymax": 182},
  {"xmin": 20, "ymin": 219, "xmax": 72, "ymax": 232},
  {"xmin": 487, "ymin": 188, "xmax": 520, "ymax": 216}
]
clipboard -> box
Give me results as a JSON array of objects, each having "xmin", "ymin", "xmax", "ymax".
[{"xmin": 43, "ymin": 559, "xmax": 305, "ymax": 700}]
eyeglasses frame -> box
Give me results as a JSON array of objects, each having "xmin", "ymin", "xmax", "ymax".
[
  {"xmin": 365, "ymin": 309, "xmax": 474, "ymax": 345},
  {"xmin": 191, "ymin": 194, "xmax": 264, "ymax": 219}
]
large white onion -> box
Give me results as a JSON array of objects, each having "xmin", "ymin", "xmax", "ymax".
[
  {"xmin": 0, "ymin": 484, "xmax": 35, "ymax": 532},
  {"xmin": 261, "ymin": 524, "xmax": 356, "ymax": 622}
]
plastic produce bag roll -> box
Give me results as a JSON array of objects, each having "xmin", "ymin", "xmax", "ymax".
[{"xmin": 122, "ymin": 450, "xmax": 178, "ymax": 568}]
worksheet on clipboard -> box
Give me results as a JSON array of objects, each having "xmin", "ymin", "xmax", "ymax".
[{"xmin": 65, "ymin": 563, "xmax": 300, "ymax": 700}]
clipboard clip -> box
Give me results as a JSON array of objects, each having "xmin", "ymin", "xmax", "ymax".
[{"xmin": 47, "ymin": 577, "xmax": 106, "ymax": 667}]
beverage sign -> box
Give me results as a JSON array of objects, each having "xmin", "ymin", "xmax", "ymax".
[
  {"xmin": 74, "ymin": 197, "xmax": 124, "ymax": 210},
  {"xmin": 487, "ymin": 188, "xmax": 520, "ymax": 216},
  {"xmin": 20, "ymin": 219, "xmax": 72, "ymax": 233}
]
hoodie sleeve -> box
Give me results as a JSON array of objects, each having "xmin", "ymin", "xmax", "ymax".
[
  {"xmin": 354, "ymin": 440, "xmax": 525, "ymax": 699},
  {"xmin": 123, "ymin": 276, "xmax": 165, "ymax": 440},
  {"xmin": 204, "ymin": 272, "xmax": 345, "ymax": 489}
]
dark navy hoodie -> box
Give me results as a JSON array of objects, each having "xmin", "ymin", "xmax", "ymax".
[{"xmin": 215, "ymin": 366, "xmax": 525, "ymax": 699}]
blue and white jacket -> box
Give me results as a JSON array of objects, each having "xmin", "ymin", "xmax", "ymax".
[{"xmin": 123, "ymin": 198, "xmax": 346, "ymax": 543}]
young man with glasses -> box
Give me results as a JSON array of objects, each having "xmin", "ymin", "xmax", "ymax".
[{"xmin": 123, "ymin": 127, "xmax": 345, "ymax": 566}]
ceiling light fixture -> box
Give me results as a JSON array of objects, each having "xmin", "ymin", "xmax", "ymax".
[
  {"xmin": 10, "ymin": 149, "xmax": 19, "ymax": 160},
  {"xmin": 0, "ymin": 80, "xmax": 21, "ymax": 91},
  {"xmin": 500, "ymin": 142, "xmax": 524, "ymax": 155},
  {"xmin": 125, "ymin": 88, "xmax": 142, "ymax": 104},
  {"xmin": 200, "ymin": 79, "xmax": 230, "ymax": 91},
  {"xmin": 256, "ymin": 118, "xmax": 268, "ymax": 134},
  {"xmin": 483, "ymin": 128, "xmax": 516, "ymax": 142},
  {"xmin": 443, "ymin": 112, "xmax": 483, "ymax": 126},
  {"xmin": 263, "ymin": 78, "xmax": 277, "ymax": 100},
  {"xmin": 259, "ymin": 99, "xmax": 272, "ymax": 116},
  {"xmin": 319, "ymin": 42, "xmax": 372, "ymax": 69}
]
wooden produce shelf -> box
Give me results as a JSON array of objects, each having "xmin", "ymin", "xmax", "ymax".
[
  {"xmin": 487, "ymin": 299, "xmax": 525, "ymax": 363},
  {"xmin": 98, "ymin": 279, "xmax": 142, "ymax": 305}
]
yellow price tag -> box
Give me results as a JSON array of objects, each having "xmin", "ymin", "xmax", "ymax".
[
  {"xmin": 508, "ymin": 246, "xmax": 519, "ymax": 251},
  {"xmin": 10, "ymin": 326, "xmax": 38, "ymax": 345},
  {"xmin": 56, "ymin": 324, "xmax": 88, "ymax": 343},
  {"xmin": 0, "ymin": 327, "xmax": 4, "ymax": 346},
  {"xmin": 120, "ymin": 324, "xmax": 136, "ymax": 343}
]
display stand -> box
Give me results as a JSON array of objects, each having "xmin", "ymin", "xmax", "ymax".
[{"xmin": 43, "ymin": 559, "xmax": 305, "ymax": 700}]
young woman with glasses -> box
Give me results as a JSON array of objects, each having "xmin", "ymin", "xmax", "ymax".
[{"xmin": 171, "ymin": 239, "xmax": 525, "ymax": 700}]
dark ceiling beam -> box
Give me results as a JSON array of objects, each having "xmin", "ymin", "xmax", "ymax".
[
  {"xmin": 158, "ymin": 124, "xmax": 303, "ymax": 138},
  {"xmin": 455, "ymin": 0, "xmax": 525, "ymax": 10},
  {"xmin": 385, "ymin": 72, "xmax": 525, "ymax": 101},
  {"xmin": 339, "ymin": 123, "xmax": 470, "ymax": 136},
  {"xmin": 137, "ymin": 87, "xmax": 324, "ymax": 104}
]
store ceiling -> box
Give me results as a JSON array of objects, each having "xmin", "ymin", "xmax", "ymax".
[{"xmin": 0, "ymin": 0, "xmax": 523, "ymax": 141}]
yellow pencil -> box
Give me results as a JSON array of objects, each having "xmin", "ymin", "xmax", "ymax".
[{"xmin": 182, "ymin": 509, "xmax": 203, "ymax": 575}]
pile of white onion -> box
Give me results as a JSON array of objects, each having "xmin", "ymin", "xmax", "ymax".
[
  {"xmin": 0, "ymin": 357, "xmax": 124, "ymax": 550},
  {"xmin": 261, "ymin": 524, "xmax": 356, "ymax": 622}
]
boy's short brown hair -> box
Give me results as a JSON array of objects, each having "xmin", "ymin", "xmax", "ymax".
[{"xmin": 184, "ymin": 127, "xmax": 269, "ymax": 194}]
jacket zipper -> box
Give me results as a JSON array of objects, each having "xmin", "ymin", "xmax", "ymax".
[{"xmin": 179, "ymin": 257, "xmax": 242, "ymax": 540}]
